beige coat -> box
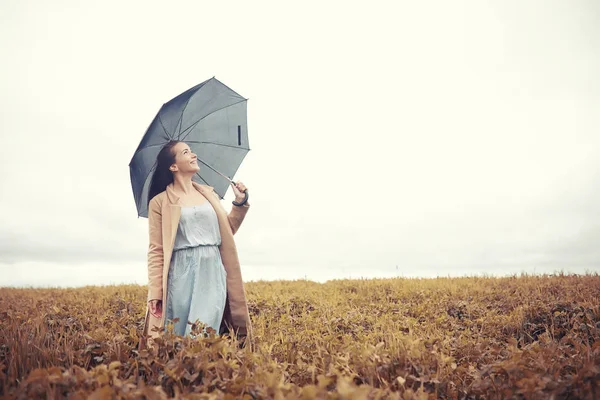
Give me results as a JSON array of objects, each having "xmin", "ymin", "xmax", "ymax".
[{"xmin": 142, "ymin": 181, "xmax": 253, "ymax": 348}]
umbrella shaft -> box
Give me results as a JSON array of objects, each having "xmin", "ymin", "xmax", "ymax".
[{"xmin": 197, "ymin": 158, "xmax": 234, "ymax": 184}]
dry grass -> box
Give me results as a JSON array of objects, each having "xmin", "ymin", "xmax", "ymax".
[{"xmin": 1, "ymin": 272, "xmax": 599, "ymax": 399}]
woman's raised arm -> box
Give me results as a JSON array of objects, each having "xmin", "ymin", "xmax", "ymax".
[
  {"xmin": 211, "ymin": 190, "xmax": 250, "ymax": 235},
  {"xmin": 228, "ymin": 201, "xmax": 250, "ymax": 235}
]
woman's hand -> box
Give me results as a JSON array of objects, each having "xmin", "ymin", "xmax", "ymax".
[
  {"xmin": 148, "ymin": 299, "xmax": 162, "ymax": 318},
  {"xmin": 231, "ymin": 181, "xmax": 248, "ymax": 202}
]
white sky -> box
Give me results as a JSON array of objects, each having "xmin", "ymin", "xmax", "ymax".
[{"xmin": 1, "ymin": 0, "xmax": 599, "ymax": 287}]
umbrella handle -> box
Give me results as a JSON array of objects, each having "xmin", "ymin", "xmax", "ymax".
[{"xmin": 232, "ymin": 184, "xmax": 249, "ymax": 206}]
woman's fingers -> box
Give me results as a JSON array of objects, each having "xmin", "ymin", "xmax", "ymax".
[
  {"xmin": 148, "ymin": 300, "xmax": 162, "ymax": 318},
  {"xmin": 232, "ymin": 181, "xmax": 247, "ymax": 193}
]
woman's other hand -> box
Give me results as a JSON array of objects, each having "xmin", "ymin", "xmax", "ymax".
[
  {"xmin": 148, "ymin": 299, "xmax": 163, "ymax": 318},
  {"xmin": 231, "ymin": 181, "xmax": 248, "ymax": 202}
]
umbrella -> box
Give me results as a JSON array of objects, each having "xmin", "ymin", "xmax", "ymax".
[{"xmin": 129, "ymin": 77, "xmax": 250, "ymax": 218}]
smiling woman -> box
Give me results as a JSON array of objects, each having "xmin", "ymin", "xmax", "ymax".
[
  {"xmin": 148, "ymin": 141, "xmax": 200, "ymax": 202},
  {"xmin": 142, "ymin": 140, "xmax": 254, "ymax": 349}
]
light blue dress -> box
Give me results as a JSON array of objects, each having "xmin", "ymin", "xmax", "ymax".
[{"xmin": 165, "ymin": 201, "xmax": 227, "ymax": 337}]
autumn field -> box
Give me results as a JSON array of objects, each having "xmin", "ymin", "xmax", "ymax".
[{"xmin": 1, "ymin": 273, "xmax": 599, "ymax": 399}]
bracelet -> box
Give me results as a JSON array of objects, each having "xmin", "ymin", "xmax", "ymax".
[
  {"xmin": 232, "ymin": 197, "xmax": 248, "ymax": 206},
  {"xmin": 232, "ymin": 189, "xmax": 249, "ymax": 206}
]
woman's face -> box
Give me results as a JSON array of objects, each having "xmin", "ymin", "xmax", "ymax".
[{"xmin": 170, "ymin": 142, "xmax": 200, "ymax": 174}]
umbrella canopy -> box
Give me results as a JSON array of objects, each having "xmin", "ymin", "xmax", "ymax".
[{"xmin": 129, "ymin": 77, "xmax": 250, "ymax": 218}]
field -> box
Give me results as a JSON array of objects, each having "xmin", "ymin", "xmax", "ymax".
[{"xmin": 1, "ymin": 273, "xmax": 599, "ymax": 399}]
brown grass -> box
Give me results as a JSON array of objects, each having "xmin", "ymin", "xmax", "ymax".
[{"xmin": 1, "ymin": 272, "xmax": 599, "ymax": 399}]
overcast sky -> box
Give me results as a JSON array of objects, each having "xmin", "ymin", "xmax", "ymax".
[{"xmin": 1, "ymin": 0, "xmax": 599, "ymax": 287}]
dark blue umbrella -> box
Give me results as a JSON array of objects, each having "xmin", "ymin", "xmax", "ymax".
[{"xmin": 129, "ymin": 77, "xmax": 250, "ymax": 218}]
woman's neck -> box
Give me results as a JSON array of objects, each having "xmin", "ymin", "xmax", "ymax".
[{"xmin": 172, "ymin": 174, "xmax": 194, "ymax": 195}]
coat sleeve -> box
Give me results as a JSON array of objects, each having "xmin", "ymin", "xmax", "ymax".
[
  {"xmin": 147, "ymin": 196, "xmax": 164, "ymax": 302},
  {"xmin": 212, "ymin": 190, "xmax": 250, "ymax": 235}
]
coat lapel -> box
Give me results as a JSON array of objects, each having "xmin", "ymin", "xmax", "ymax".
[
  {"xmin": 157, "ymin": 185, "xmax": 182, "ymax": 327},
  {"xmin": 168, "ymin": 205, "xmax": 181, "ymax": 251}
]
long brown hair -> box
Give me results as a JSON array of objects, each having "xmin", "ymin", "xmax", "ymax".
[{"xmin": 148, "ymin": 140, "xmax": 180, "ymax": 205}]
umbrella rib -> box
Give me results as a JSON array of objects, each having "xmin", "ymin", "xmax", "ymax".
[
  {"xmin": 194, "ymin": 171, "xmax": 224, "ymax": 199},
  {"xmin": 130, "ymin": 141, "xmax": 171, "ymax": 163},
  {"xmin": 158, "ymin": 114, "xmax": 172, "ymax": 139},
  {"xmin": 178, "ymin": 118, "xmax": 202, "ymax": 141},
  {"xmin": 175, "ymin": 92, "xmax": 195, "ymax": 139},
  {"xmin": 178, "ymin": 86, "xmax": 220, "ymax": 140},
  {"xmin": 186, "ymin": 140, "xmax": 250, "ymax": 151},
  {"xmin": 138, "ymin": 160, "xmax": 158, "ymax": 211},
  {"xmin": 213, "ymin": 77, "xmax": 246, "ymax": 99},
  {"xmin": 195, "ymin": 172, "xmax": 225, "ymax": 200},
  {"xmin": 194, "ymin": 172, "xmax": 211, "ymax": 186},
  {"xmin": 179, "ymin": 98, "xmax": 248, "ymax": 142}
]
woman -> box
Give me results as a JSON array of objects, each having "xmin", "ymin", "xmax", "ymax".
[{"xmin": 141, "ymin": 140, "xmax": 253, "ymax": 349}]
